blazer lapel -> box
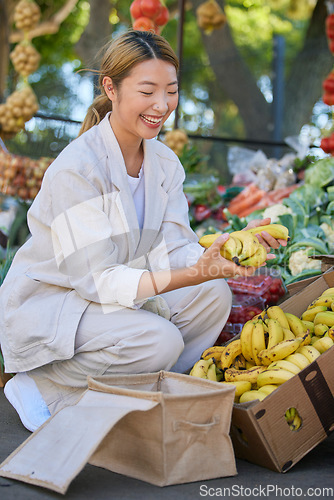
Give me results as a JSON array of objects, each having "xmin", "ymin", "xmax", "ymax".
[{"xmin": 135, "ymin": 139, "xmax": 168, "ymax": 259}]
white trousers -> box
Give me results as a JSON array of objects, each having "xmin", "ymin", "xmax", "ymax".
[{"xmin": 30, "ymin": 279, "xmax": 231, "ymax": 414}]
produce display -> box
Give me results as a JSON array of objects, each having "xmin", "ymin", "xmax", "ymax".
[
  {"xmin": 130, "ymin": 0, "xmax": 169, "ymax": 34},
  {"xmin": 0, "ymin": 0, "xmax": 41, "ymax": 139},
  {"xmin": 189, "ymin": 293, "xmax": 334, "ymax": 418},
  {"xmin": 198, "ymin": 223, "xmax": 290, "ymax": 267},
  {"xmin": 0, "ymin": 150, "xmax": 52, "ymax": 200},
  {"xmin": 163, "ymin": 129, "xmax": 189, "ymax": 156}
]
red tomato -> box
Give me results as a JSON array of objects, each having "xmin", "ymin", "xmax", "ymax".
[
  {"xmin": 140, "ymin": 0, "xmax": 162, "ymax": 19},
  {"xmin": 323, "ymin": 73, "xmax": 334, "ymax": 94},
  {"xmin": 321, "ymin": 137, "xmax": 332, "ymax": 154},
  {"xmin": 133, "ymin": 16, "xmax": 156, "ymax": 31},
  {"xmin": 326, "ymin": 14, "xmax": 334, "ymax": 30},
  {"xmin": 155, "ymin": 5, "xmax": 169, "ymax": 26},
  {"xmin": 130, "ymin": 0, "xmax": 143, "ymax": 19},
  {"xmin": 323, "ymin": 93, "xmax": 334, "ymax": 106}
]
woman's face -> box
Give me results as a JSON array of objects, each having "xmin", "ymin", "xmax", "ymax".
[{"xmin": 106, "ymin": 58, "xmax": 178, "ymax": 145}]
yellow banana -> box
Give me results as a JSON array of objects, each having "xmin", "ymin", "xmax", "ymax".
[
  {"xmin": 240, "ymin": 320, "xmax": 255, "ymax": 363},
  {"xmin": 246, "ymin": 223, "xmax": 290, "ymax": 242},
  {"xmin": 190, "ymin": 358, "xmax": 214, "ymax": 378},
  {"xmin": 327, "ymin": 327, "xmax": 334, "ymax": 341},
  {"xmin": 301, "ymin": 320, "xmax": 314, "ymax": 334},
  {"xmin": 239, "ymin": 244, "xmax": 267, "ymax": 268},
  {"xmin": 207, "ymin": 362, "xmax": 218, "ymax": 381},
  {"xmin": 285, "ymin": 312, "xmax": 307, "ymax": 337},
  {"xmin": 198, "ymin": 233, "xmax": 221, "ymax": 249},
  {"xmin": 257, "ymin": 384, "xmax": 279, "ymax": 396},
  {"xmin": 222, "ymin": 235, "xmax": 242, "ymax": 260},
  {"xmin": 220, "ymin": 338, "xmax": 242, "ymax": 370},
  {"xmin": 285, "ymin": 352, "xmax": 310, "ymax": 370},
  {"xmin": 307, "ymin": 294, "xmax": 334, "ymax": 309},
  {"xmin": 266, "ymin": 318, "xmax": 284, "ymax": 349},
  {"xmin": 224, "ymin": 365, "xmax": 267, "ymax": 384},
  {"xmin": 282, "ymin": 328, "xmax": 296, "ymax": 340},
  {"xmin": 258, "ymin": 337, "xmax": 303, "ymax": 365},
  {"xmin": 198, "ymin": 233, "xmax": 236, "ymax": 261},
  {"xmin": 239, "ymin": 390, "xmax": 266, "ymax": 403},
  {"xmin": 257, "ymin": 368, "xmax": 295, "ymax": 387},
  {"xmin": 232, "ymin": 354, "xmax": 247, "ymax": 370},
  {"xmin": 201, "ymin": 345, "xmax": 226, "ymax": 361},
  {"xmin": 285, "ymin": 407, "xmax": 302, "ymax": 430},
  {"xmin": 320, "ymin": 287, "xmax": 334, "ymax": 296},
  {"xmin": 313, "ymin": 323, "xmax": 329, "ymax": 337},
  {"xmin": 267, "ymin": 359, "xmax": 301, "ymax": 375},
  {"xmin": 314, "ymin": 310, "xmax": 334, "ymax": 327},
  {"xmin": 251, "ymin": 320, "xmax": 266, "ymax": 365},
  {"xmin": 266, "ymin": 306, "xmax": 290, "ymax": 330},
  {"xmin": 296, "ymin": 345, "xmax": 321, "ymax": 363},
  {"xmin": 285, "ymin": 406, "xmax": 296, "ymax": 423},
  {"xmin": 290, "ymin": 413, "xmax": 302, "ymax": 431},
  {"xmin": 220, "ymin": 380, "xmax": 252, "ymax": 397},
  {"xmin": 311, "ymin": 336, "xmax": 334, "ymax": 354},
  {"xmin": 301, "ymin": 306, "xmax": 328, "ymax": 322},
  {"xmin": 229, "ymin": 230, "xmax": 260, "ymax": 264}
]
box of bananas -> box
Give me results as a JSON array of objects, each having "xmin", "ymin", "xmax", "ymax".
[{"xmin": 189, "ymin": 271, "xmax": 334, "ymax": 472}]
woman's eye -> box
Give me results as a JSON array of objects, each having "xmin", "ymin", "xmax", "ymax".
[
  {"xmin": 141, "ymin": 92, "xmax": 153, "ymax": 96},
  {"xmin": 168, "ymin": 91, "xmax": 178, "ymax": 95}
]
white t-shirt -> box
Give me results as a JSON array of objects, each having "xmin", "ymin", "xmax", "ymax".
[{"xmin": 127, "ymin": 164, "xmax": 145, "ymax": 230}]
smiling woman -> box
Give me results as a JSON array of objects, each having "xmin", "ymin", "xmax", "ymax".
[{"xmin": 0, "ymin": 29, "xmax": 284, "ymax": 434}]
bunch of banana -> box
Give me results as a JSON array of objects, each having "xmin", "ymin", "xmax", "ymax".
[
  {"xmin": 198, "ymin": 223, "xmax": 289, "ymax": 267},
  {"xmin": 189, "ymin": 298, "xmax": 333, "ymax": 403},
  {"xmin": 285, "ymin": 407, "xmax": 302, "ymax": 431}
]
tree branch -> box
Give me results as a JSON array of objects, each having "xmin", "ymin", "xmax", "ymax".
[{"xmin": 9, "ymin": 0, "xmax": 79, "ymax": 42}]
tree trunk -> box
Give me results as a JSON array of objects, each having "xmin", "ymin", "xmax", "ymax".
[
  {"xmin": 190, "ymin": 0, "xmax": 272, "ymax": 141},
  {"xmin": 284, "ymin": 0, "xmax": 332, "ymax": 137},
  {"xmin": 75, "ymin": 0, "xmax": 113, "ymax": 70}
]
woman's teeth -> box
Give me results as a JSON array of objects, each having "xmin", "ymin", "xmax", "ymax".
[{"xmin": 141, "ymin": 115, "xmax": 162, "ymax": 124}]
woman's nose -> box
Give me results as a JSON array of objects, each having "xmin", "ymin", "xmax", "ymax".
[{"xmin": 153, "ymin": 95, "xmax": 168, "ymax": 113}]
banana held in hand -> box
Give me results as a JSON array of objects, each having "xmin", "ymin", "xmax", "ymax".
[
  {"xmin": 246, "ymin": 223, "xmax": 290, "ymax": 241},
  {"xmin": 229, "ymin": 230, "xmax": 260, "ymax": 264},
  {"xmin": 239, "ymin": 243, "xmax": 267, "ymax": 267}
]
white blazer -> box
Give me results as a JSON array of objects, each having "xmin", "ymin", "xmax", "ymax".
[{"xmin": 0, "ymin": 114, "xmax": 204, "ymax": 372}]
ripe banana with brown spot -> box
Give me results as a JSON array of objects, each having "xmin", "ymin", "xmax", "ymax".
[
  {"xmin": 201, "ymin": 345, "xmax": 226, "ymax": 361},
  {"xmin": 313, "ymin": 323, "xmax": 329, "ymax": 337},
  {"xmin": 190, "ymin": 358, "xmax": 214, "ymax": 378},
  {"xmin": 267, "ymin": 359, "xmax": 301, "ymax": 375},
  {"xmin": 224, "ymin": 365, "xmax": 267, "ymax": 384},
  {"xmin": 285, "ymin": 352, "xmax": 310, "ymax": 370},
  {"xmin": 296, "ymin": 345, "xmax": 321, "ymax": 364},
  {"xmin": 220, "ymin": 338, "xmax": 242, "ymax": 370},
  {"xmin": 284, "ymin": 312, "xmax": 308, "ymax": 337},
  {"xmin": 220, "ymin": 380, "xmax": 252, "ymax": 397},
  {"xmin": 258, "ymin": 336, "xmax": 304, "ymax": 365},
  {"xmin": 314, "ymin": 310, "xmax": 334, "ymax": 327}
]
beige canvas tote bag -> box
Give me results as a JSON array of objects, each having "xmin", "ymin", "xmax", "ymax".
[{"xmin": 0, "ymin": 371, "xmax": 237, "ymax": 494}]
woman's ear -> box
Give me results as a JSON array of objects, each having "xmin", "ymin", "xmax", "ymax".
[{"xmin": 102, "ymin": 76, "xmax": 115, "ymax": 100}]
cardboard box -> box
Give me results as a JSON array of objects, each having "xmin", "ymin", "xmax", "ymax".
[{"xmin": 230, "ymin": 270, "xmax": 334, "ymax": 473}]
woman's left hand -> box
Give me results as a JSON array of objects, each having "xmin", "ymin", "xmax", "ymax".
[{"xmin": 244, "ymin": 217, "xmax": 288, "ymax": 257}]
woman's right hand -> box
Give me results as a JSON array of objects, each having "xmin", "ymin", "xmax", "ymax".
[{"xmin": 194, "ymin": 233, "xmax": 258, "ymax": 280}]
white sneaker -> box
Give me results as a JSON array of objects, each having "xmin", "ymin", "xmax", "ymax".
[{"xmin": 4, "ymin": 372, "xmax": 51, "ymax": 432}]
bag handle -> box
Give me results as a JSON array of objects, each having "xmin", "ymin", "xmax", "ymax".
[{"xmin": 173, "ymin": 415, "xmax": 220, "ymax": 433}]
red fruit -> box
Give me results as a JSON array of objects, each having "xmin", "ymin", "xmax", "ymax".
[
  {"xmin": 323, "ymin": 72, "xmax": 334, "ymax": 94},
  {"xmin": 130, "ymin": 0, "xmax": 143, "ymax": 19},
  {"xmin": 326, "ymin": 14, "xmax": 334, "ymax": 30},
  {"xmin": 329, "ymin": 39, "xmax": 334, "ymax": 54},
  {"xmin": 155, "ymin": 5, "xmax": 169, "ymax": 26},
  {"xmin": 140, "ymin": 0, "xmax": 162, "ymax": 19},
  {"xmin": 133, "ymin": 16, "xmax": 156, "ymax": 31},
  {"xmin": 323, "ymin": 93, "xmax": 334, "ymax": 106}
]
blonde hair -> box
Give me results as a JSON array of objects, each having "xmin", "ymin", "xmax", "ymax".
[{"xmin": 78, "ymin": 29, "xmax": 179, "ymax": 136}]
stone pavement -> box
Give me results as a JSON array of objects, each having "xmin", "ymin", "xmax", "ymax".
[{"xmin": 0, "ymin": 388, "xmax": 333, "ymax": 500}]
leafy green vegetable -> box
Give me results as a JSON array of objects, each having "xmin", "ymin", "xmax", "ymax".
[{"xmin": 304, "ymin": 157, "xmax": 334, "ymax": 188}]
